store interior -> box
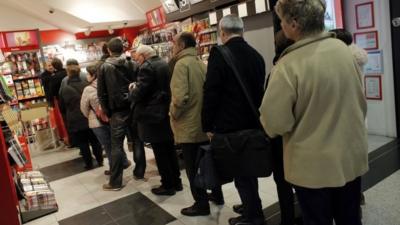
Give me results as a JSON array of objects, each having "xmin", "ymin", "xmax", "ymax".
[{"xmin": 0, "ymin": 0, "xmax": 399, "ymax": 225}]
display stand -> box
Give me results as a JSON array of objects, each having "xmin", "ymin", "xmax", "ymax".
[
  {"xmin": 0, "ymin": 126, "xmax": 21, "ymax": 225},
  {"xmin": 1, "ymin": 103, "xmax": 58, "ymax": 224},
  {"xmin": 0, "ymin": 30, "xmax": 46, "ymax": 110}
]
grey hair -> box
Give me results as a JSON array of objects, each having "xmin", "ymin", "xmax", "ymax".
[
  {"xmin": 136, "ymin": 45, "xmax": 157, "ymax": 59},
  {"xmin": 275, "ymin": 0, "xmax": 326, "ymax": 35},
  {"xmin": 219, "ymin": 14, "xmax": 244, "ymax": 35}
]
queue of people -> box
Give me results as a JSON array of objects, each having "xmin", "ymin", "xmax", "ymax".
[{"xmin": 40, "ymin": 0, "xmax": 369, "ymax": 224}]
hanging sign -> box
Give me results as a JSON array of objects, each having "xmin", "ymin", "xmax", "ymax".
[
  {"xmin": 146, "ymin": 7, "xmax": 167, "ymax": 28},
  {"xmin": 179, "ymin": 0, "xmax": 191, "ymax": 12},
  {"xmin": 161, "ymin": 0, "xmax": 179, "ymax": 13},
  {"xmin": 364, "ymin": 50, "xmax": 383, "ymax": 75},
  {"xmin": 365, "ymin": 75, "xmax": 382, "ymax": 100}
]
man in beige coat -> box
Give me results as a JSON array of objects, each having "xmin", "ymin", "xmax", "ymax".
[
  {"xmin": 260, "ymin": 0, "xmax": 368, "ymax": 225},
  {"xmin": 170, "ymin": 32, "xmax": 223, "ymax": 217}
]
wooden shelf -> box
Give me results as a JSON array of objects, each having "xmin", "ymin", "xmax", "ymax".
[
  {"xmin": 198, "ymin": 28, "xmax": 218, "ymax": 35},
  {"xmin": 199, "ymin": 41, "xmax": 218, "ymax": 47},
  {"xmin": 13, "ymin": 75, "xmax": 39, "ymax": 82},
  {"xmin": 17, "ymin": 95, "xmax": 45, "ymax": 101}
]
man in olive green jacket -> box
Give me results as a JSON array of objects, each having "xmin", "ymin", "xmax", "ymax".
[{"xmin": 170, "ymin": 32, "xmax": 223, "ymax": 217}]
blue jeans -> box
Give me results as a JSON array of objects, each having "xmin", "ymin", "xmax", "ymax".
[{"xmin": 92, "ymin": 125, "xmax": 114, "ymax": 169}]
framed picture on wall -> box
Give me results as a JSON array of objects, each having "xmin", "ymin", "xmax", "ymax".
[
  {"xmin": 354, "ymin": 31, "xmax": 379, "ymax": 50},
  {"xmin": 355, "ymin": 2, "xmax": 375, "ymax": 29},
  {"xmin": 365, "ymin": 75, "xmax": 382, "ymax": 100}
]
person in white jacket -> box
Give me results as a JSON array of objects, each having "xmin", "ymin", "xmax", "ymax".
[
  {"xmin": 80, "ymin": 63, "xmax": 130, "ymax": 176},
  {"xmin": 330, "ymin": 28, "xmax": 368, "ymax": 69}
]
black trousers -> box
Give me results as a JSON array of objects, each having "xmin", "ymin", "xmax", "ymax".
[
  {"xmin": 109, "ymin": 111, "xmax": 131, "ymax": 187},
  {"xmin": 272, "ymin": 137, "xmax": 295, "ymax": 225},
  {"xmin": 294, "ymin": 177, "xmax": 362, "ymax": 225},
  {"xmin": 234, "ymin": 177, "xmax": 265, "ymax": 224},
  {"xmin": 151, "ymin": 141, "xmax": 181, "ymax": 189},
  {"xmin": 72, "ymin": 129, "xmax": 103, "ymax": 167},
  {"xmin": 130, "ymin": 122, "xmax": 146, "ymax": 178},
  {"xmin": 181, "ymin": 143, "xmax": 223, "ymax": 207}
]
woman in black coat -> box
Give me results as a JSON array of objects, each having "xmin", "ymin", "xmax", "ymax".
[
  {"xmin": 40, "ymin": 61, "xmax": 54, "ymax": 103},
  {"xmin": 49, "ymin": 58, "xmax": 67, "ymax": 107},
  {"xmin": 130, "ymin": 45, "xmax": 181, "ymax": 196},
  {"xmin": 59, "ymin": 59, "xmax": 103, "ymax": 169}
]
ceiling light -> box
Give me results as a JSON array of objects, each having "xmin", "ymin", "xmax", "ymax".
[
  {"xmin": 84, "ymin": 27, "xmax": 92, "ymax": 36},
  {"xmin": 108, "ymin": 26, "xmax": 114, "ymax": 35}
]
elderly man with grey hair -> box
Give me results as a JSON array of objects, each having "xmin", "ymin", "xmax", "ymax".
[
  {"xmin": 260, "ymin": 0, "xmax": 368, "ymax": 225},
  {"xmin": 202, "ymin": 15, "xmax": 267, "ymax": 225},
  {"xmin": 131, "ymin": 45, "xmax": 182, "ymax": 196}
]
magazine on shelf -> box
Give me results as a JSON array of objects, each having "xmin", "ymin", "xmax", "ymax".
[{"xmin": 7, "ymin": 137, "xmax": 27, "ymax": 167}]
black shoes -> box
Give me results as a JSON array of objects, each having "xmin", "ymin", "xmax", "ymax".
[
  {"xmin": 208, "ymin": 193, "xmax": 225, "ymax": 205},
  {"xmin": 133, "ymin": 175, "xmax": 146, "ymax": 181},
  {"xmin": 181, "ymin": 203, "xmax": 210, "ymax": 216},
  {"xmin": 228, "ymin": 216, "xmax": 265, "ymax": 225},
  {"xmin": 151, "ymin": 186, "xmax": 176, "ymax": 196},
  {"xmin": 233, "ymin": 204, "xmax": 244, "ymax": 214},
  {"xmin": 228, "ymin": 216, "xmax": 253, "ymax": 225},
  {"xmin": 84, "ymin": 165, "xmax": 94, "ymax": 170},
  {"xmin": 102, "ymin": 184, "xmax": 122, "ymax": 191}
]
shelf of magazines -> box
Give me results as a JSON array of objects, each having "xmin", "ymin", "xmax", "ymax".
[{"xmin": 16, "ymin": 171, "xmax": 58, "ymax": 224}]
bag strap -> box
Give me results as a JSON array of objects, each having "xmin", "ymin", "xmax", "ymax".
[
  {"xmin": 215, "ymin": 45, "xmax": 264, "ymax": 130},
  {"xmin": 105, "ymin": 61, "xmax": 134, "ymax": 84}
]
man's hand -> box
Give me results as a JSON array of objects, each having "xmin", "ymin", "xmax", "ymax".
[{"xmin": 206, "ymin": 132, "xmax": 214, "ymax": 141}]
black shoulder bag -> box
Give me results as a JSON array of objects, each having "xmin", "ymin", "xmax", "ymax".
[{"xmin": 210, "ymin": 46, "xmax": 273, "ymax": 178}]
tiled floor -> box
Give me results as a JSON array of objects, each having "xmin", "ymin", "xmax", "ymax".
[
  {"xmin": 367, "ymin": 134, "xmax": 394, "ymax": 153},
  {"xmin": 362, "ymin": 170, "xmax": 400, "ymax": 225},
  {"xmin": 25, "ymin": 135, "xmax": 398, "ymax": 225}
]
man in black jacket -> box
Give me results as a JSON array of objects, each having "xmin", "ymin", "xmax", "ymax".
[
  {"xmin": 130, "ymin": 45, "xmax": 182, "ymax": 196},
  {"xmin": 98, "ymin": 37, "xmax": 140, "ymax": 191},
  {"xmin": 202, "ymin": 15, "xmax": 266, "ymax": 225}
]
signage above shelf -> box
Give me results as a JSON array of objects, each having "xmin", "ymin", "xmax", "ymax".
[
  {"xmin": 1, "ymin": 30, "xmax": 40, "ymax": 52},
  {"xmin": 165, "ymin": 0, "xmax": 271, "ymax": 23}
]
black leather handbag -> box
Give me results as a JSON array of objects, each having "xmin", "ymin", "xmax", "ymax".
[
  {"xmin": 210, "ymin": 46, "xmax": 273, "ymax": 178},
  {"xmin": 194, "ymin": 145, "xmax": 225, "ymax": 189}
]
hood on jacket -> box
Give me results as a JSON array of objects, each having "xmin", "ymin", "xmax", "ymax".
[
  {"xmin": 170, "ymin": 47, "xmax": 197, "ymax": 73},
  {"xmin": 106, "ymin": 55, "xmax": 128, "ymax": 67},
  {"xmin": 175, "ymin": 47, "xmax": 197, "ymax": 60}
]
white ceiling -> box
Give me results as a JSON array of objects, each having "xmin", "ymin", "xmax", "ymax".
[{"xmin": 0, "ymin": 0, "xmax": 162, "ymax": 33}]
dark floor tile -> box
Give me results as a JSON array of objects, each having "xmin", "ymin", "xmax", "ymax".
[
  {"xmin": 40, "ymin": 157, "xmax": 100, "ymax": 182},
  {"xmin": 264, "ymin": 199, "xmax": 303, "ymax": 225},
  {"xmin": 103, "ymin": 192, "xmax": 176, "ymax": 225},
  {"xmin": 58, "ymin": 206, "xmax": 114, "ymax": 225}
]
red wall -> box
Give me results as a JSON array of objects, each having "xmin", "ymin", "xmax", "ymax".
[
  {"xmin": 39, "ymin": 24, "xmax": 148, "ymax": 46},
  {"xmin": 40, "ymin": 29, "xmax": 76, "ymax": 45},
  {"xmin": 335, "ymin": 0, "xmax": 344, "ymax": 28},
  {"xmin": 0, "ymin": 128, "xmax": 20, "ymax": 225}
]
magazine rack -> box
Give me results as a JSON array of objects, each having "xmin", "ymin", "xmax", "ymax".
[{"xmin": 0, "ymin": 126, "xmax": 21, "ymax": 225}]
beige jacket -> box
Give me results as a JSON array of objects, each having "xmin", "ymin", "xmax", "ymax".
[
  {"xmin": 260, "ymin": 32, "xmax": 369, "ymax": 188},
  {"xmin": 80, "ymin": 80, "xmax": 102, "ymax": 128},
  {"xmin": 170, "ymin": 48, "xmax": 208, "ymax": 144}
]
